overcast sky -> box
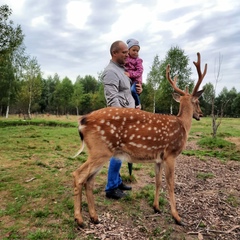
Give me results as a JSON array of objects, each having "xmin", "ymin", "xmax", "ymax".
[{"xmin": 3, "ymin": 0, "xmax": 240, "ymax": 94}]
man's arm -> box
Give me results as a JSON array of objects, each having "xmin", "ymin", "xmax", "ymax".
[{"xmin": 103, "ymin": 70, "xmax": 121, "ymax": 107}]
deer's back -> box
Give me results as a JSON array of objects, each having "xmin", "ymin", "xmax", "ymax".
[{"xmin": 80, "ymin": 107, "xmax": 187, "ymax": 161}]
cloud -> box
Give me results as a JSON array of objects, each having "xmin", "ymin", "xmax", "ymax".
[{"xmin": 4, "ymin": 0, "xmax": 240, "ymax": 94}]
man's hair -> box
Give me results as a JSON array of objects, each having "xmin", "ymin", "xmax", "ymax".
[{"xmin": 110, "ymin": 41, "xmax": 122, "ymax": 56}]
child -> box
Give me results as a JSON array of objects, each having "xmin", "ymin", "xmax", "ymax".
[{"xmin": 125, "ymin": 38, "xmax": 143, "ymax": 109}]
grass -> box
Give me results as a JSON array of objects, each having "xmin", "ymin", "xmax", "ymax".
[
  {"xmin": 0, "ymin": 115, "xmax": 239, "ymax": 239},
  {"xmin": 185, "ymin": 117, "xmax": 240, "ymax": 161},
  {"xmin": 0, "ymin": 117, "xmax": 80, "ymax": 239},
  {"xmin": 196, "ymin": 172, "xmax": 215, "ymax": 180},
  {"xmin": 190, "ymin": 117, "xmax": 240, "ymax": 137}
]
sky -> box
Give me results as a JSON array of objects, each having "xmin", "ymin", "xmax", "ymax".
[{"xmin": 2, "ymin": 0, "xmax": 240, "ymax": 94}]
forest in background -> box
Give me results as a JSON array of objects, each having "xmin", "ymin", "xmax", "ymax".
[{"xmin": 1, "ymin": 4, "xmax": 240, "ymax": 118}]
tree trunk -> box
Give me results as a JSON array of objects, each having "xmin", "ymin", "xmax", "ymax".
[
  {"xmin": 153, "ymin": 91, "xmax": 156, "ymax": 113},
  {"xmin": 76, "ymin": 106, "xmax": 79, "ymax": 116},
  {"xmin": 28, "ymin": 94, "xmax": 32, "ymax": 119},
  {"xmin": 6, "ymin": 105, "xmax": 9, "ymax": 119}
]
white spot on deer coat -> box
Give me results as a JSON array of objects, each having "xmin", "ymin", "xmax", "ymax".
[{"xmin": 129, "ymin": 134, "xmax": 135, "ymax": 140}]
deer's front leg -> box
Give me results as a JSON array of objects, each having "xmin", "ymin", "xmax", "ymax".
[
  {"xmin": 164, "ymin": 156, "xmax": 182, "ymax": 225},
  {"xmin": 153, "ymin": 162, "xmax": 163, "ymax": 213}
]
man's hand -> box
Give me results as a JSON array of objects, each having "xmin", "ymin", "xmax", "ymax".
[{"xmin": 136, "ymin": 83, "xmax": 142, "ymax": 94}]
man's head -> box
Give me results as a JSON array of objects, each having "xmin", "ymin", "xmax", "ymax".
[{"xmin": 110, "ymin": 41, "xmax": 128, "ymax": 66}]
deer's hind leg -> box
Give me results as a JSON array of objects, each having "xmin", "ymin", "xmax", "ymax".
[
  {"xmin": 73, "ymin": 157, "xmax": 106, "ymax": 227},
  {"xmin": 85, "ymin": 162, "xmax": 105, "ymax": 224}
]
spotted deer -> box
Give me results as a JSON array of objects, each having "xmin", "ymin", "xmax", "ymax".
[{"xmin": 73, "ymin": 52, "xmax": 207, "ymax": 227}]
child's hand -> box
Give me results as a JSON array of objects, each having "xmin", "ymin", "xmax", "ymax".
[
  {"xmin": 124, "ymin": 72, "xmax": 130, "ymax": 77},
  {"xmin": 136, "ymin": 104, "xmax": 141, "ymax": 110},
  {"xmin": 136, "ymin": 83, "xmax": 142, "ymax": 94}
]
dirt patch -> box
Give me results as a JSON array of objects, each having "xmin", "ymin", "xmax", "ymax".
[
  {"xmin": 76, "ymin": 141, "xmax": 240, "ymax": 240},
  {"xmin": 226, "ymin": 137, "xmax": 240, "ymax": 150}
]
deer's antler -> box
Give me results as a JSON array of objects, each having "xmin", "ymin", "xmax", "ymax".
[
  {"xmin": 166, "ymin": 64, "xmax": 186, "ymax": 95},
  {"xmin": 192, "ymin": 52, "xmax": 207, "ymax": 95}
]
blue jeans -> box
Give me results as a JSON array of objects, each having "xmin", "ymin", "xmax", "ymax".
[
  {"xmin": 131, "ymin": 82, "xmax": 141, "ymax": 106},
  {"xmin": 105, "ymin": 157, "xmax": 122, "ymax": 191}
]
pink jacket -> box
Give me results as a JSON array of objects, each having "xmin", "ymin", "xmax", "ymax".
[{"xmin": 125, "ymin": 56, "xmax": 143, "ymax": 85}]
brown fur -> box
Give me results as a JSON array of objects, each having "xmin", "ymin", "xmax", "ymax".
[{"xmin": 72, "ymin": 53, "xmax": 207, "ymax": 227}]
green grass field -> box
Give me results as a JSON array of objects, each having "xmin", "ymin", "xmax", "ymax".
[{"xmin": 0, "ymin": 115, "xmax": 239, "ymax": 239}]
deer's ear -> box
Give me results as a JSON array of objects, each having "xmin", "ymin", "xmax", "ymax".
[
  {"xmin": 172, "ymin": 93, "xmax": 181, "ymax": 102},
  {"xmin": 193, "ymin": 89, "xmax": 204, "ymax": 98}
]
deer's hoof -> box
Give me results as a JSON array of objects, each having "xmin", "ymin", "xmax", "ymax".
[
  {"xmin": 153, "ymin": 207, "xmax": 161, "ymax": 214},
  {"xmin": 75, "ymin": 218, "xmax": 85, "ymax": 228},
  {"xmin": 90, "ymin": 217, "xmax": 100, "ymax": 224},
  {"xmin": 174, "ymin": 218, "xmax": 186, "ymax": 226}
]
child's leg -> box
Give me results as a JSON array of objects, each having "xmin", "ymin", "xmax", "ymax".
[{"xmin": 131, "ymin": 82, "xmax": 141, "ymax": 108}]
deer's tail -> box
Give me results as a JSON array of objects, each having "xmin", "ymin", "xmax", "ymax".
[{"xmin": 73, "ymin": 116, "xmax": 86, "ymax": 158}]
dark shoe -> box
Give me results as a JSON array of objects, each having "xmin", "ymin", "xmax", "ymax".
[
  {"xmin": 118, "ymin": 183, "xmax": 132, "ymax": 191},
  {"xmin": 106, "ymin": 188, "xmax": 126, "ymax": 199}
]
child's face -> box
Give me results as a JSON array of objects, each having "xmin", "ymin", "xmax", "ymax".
[{"xmin": 128, "ymin": 46, "xmax": 140, "ymax": 58}]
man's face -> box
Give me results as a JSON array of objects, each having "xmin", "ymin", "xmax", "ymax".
[{"xmin": 113, "ymin": 42, "xmax": 128, "ymax": 66}]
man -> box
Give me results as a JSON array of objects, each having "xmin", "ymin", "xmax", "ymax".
[{"xmin": 102, "ymin": 40, "xmax": 143, "ymax": 199}]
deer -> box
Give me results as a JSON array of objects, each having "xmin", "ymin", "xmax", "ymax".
[{"xmin": 72, "ymin": 52, "xmax": 207, "ymax": 228}]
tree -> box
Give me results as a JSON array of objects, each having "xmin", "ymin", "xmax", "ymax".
[
  {"xmin": 139, "ymin": 82, "xmax": 154, "ymax": 112},
  {"xmin": 157, "ymin": 46, "xmax": 193, "ymax": 114},
  {"xmin": 0, "ymin": 4, "xmax": 25, "ymax": 117},
  {"xmin": 90, "ymin": 83, "xmax": 106, "ymax": 111},
  {"xmin": 232, "ymin": 93, "xmax": 240, "ymax": 117},
  {"xmin": 79, "ymin": 75, "xmax": 99, "ymax": 94},
  {"xmin": 146, "ymin": 55, "xmax": 162, "ymax": 113},
  {"xmin": 211, "ymin": 53, "xmax": 226, "ymax": 138},
  {"xmin": 72, "ymin": 79, "xmax": 84, "ymax": 115},
  {"xmin": 225, "ymin": 87, "xmax": 237, "ymax": 117},
  {"xmin": 55, "ymin": 77, "xmax": 74, "ymax": 115},
  {"xmin": 18, "ymin": 57, "xmax": 42, "ymax": 118},
  {"xmin": 0, "ymin": 5, "xmax": 24, "ymax": 53},
  {"xmin": 201, "ymin": 82, "xmax": 215, "ymax": 116}
]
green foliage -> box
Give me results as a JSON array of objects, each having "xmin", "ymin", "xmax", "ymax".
[
  {"xmin": 136, "ymin": 185, "xmax": 167, "ymax": 209},
  {"xmin": 159, "ymin": 46, "xmax": 193, "ymax": 114},
  {"xmin": 201, "ymin": 82, "xmax": 215, "ymax": 115},
  {"xmin": 0, "ymin": 5, "xmax": 26, "ymax": 115},
  {"xmin": 17, "ymin": 57, "xmax": 42, "ymax": 116},
  {"xmin": 226, "ymin": 194, "xmax": 239, "ymax": 207},
  {"xmin": 140, "ymin": 82, "xmax": 155, "ymax": 112},
  {"xmin": 27, "ymin": 230, "xmax": 53, "ymax": 240},
  {"xmin": 0, "ymin": 119, "xmax": 77, "ymax": 127},
  {"xmin": 198, "ymin": 137, "xmax": 234, "ymax": 149},
  {"xmin": 33, "ymin": 208, "xmax": 50, "ymax": 218},
  {"xmin": 146, "ymin": 46, "xmax": 194, "ymax": 114},
  {"xmin": 196, "ymin": 172, "xmax": 214, "ymax": 180},
  {"xmin": 183, "ymin": 136, "xmax": 240, "ymax": 162},
  {"xmin": 0, "ymin": 5, "xmax": 24, "ymax": 52}
]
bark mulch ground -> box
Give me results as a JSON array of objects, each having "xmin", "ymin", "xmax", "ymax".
[{"xmin": 76, "ymin": 141, "xmax": 240, "ymax": 240}]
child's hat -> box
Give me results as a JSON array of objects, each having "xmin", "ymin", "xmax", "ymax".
[{"xmin": 127, "ymin": 38, "xmax": 140, "ymax": 49}]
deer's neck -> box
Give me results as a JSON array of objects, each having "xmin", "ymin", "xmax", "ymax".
[{"xmin": 177, "ymin": 99, "xmax": 193, "ymax": 134}]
